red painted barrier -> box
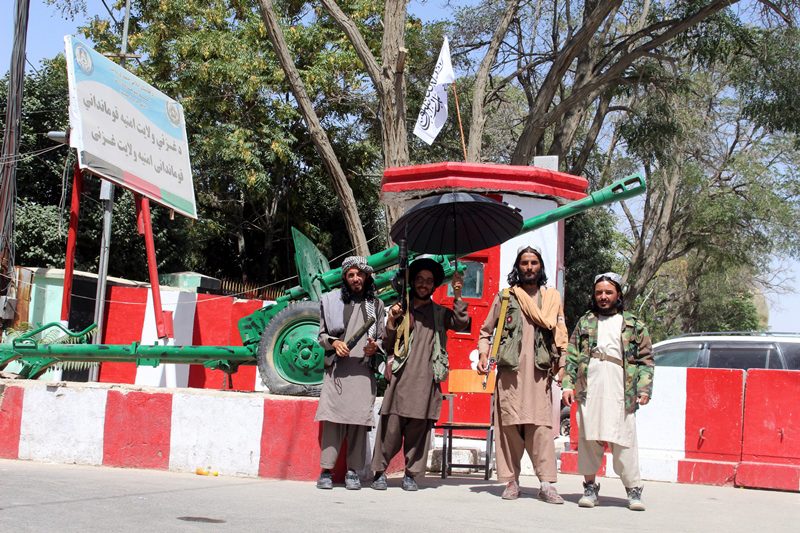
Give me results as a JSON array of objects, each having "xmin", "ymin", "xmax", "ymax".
[
  {"xmin": 187, "ymin": 294, "xmax": 235, "ymax": 389},
  {"xmin": 677, "ymin": 368, "xmax": 745, "ymax": 486},
  {"xmin": 684, "ymin": 368, "xmax": 745, "ymax": 462},
  {"xmin": 0, "ymin": 385, "xmax": 24, "ymax": 458},
  {"xmin": 98, "ymin": 286, "xmax": 148, "ymax": 384},
  {"xmin": 737, "ymin": 369, "xmax": 800, "ymax": 491},
  {"xmin": 187, "ymin": 298, "xmax": 262, "ymax": 391},
  {"xmin": 103, "ymin": 390, "xmax": 172, "ymax": 469},
  {"xmin": 259, "ymin": 398, "xmax": 321, "ymax": 480}
]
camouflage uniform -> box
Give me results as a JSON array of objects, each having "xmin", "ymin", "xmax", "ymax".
[{"xmin": 563, "ymin": 311, "xmax": 653, "ymax": 414}]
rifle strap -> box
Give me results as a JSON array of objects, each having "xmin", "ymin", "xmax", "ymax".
[
  {"xmin": 490, "ymin": 289, "xmax": 511, "ymax": 360},
  {"xmin": 393, "ymin": 268, "xmax": 411, "ymax": 362}
]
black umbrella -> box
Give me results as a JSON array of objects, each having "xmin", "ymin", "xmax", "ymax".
[{"xmin": 390, "ymin": 192, "xmax": 523, "ymax": 256}]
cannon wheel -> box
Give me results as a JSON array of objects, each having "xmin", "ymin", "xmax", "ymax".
[{"xmin": 257, "ymin": 301, "xmax": 324, "ymax": 396}]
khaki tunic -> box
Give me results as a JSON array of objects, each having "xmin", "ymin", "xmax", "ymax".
[
  {"xmin": 479, "ymin": 288, "xmax": 563, "ymax": 427},
  {"xmin": 382, "ymin": 299, "xmax": 469, "ymax": 421},
  {"xmin": 315, "ymin": 296, "xmax": 385, "ymax": 427}
]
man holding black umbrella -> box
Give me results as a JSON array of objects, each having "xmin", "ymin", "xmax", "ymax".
[{"xmin": 371, "ymin": 257, "xmax": 468, "ymax": 491}]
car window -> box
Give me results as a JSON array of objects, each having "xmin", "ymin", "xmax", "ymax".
[
  {"xmin": 777, "ymin": 342, "xmax": 800, "ymax": 370},
  {"xmin": 706, "ymin": 342, "xmax": 774, "ymax": 370},
  {"xmin": 654, "ymin": 343, "xmax": 702, "ymax": 367},
  {"xmin": 767, "ymin": 348, "xmax": 785, "ymax": 369}
]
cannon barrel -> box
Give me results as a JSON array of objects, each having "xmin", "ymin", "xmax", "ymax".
[{"xmin": 281, "ymin": 172, "xmax": 646, "ymax": 300}]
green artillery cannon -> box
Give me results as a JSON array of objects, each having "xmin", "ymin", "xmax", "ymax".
[{"xmin": 0, "ymin": 174, "xmax": 645, "ymax": 395}]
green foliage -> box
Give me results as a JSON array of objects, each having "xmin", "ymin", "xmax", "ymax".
[
  {"xmin": 563, "ymin": 209, "xmax": 620, "ymax": 331},
  {"xmin": 693, "ymin": 286, "xmax": 762, "ymax": 333},
  {"xmin": 734, "ymin": 27, "xmax": 800, "ymax": 136},
  {"xmin": 73, "ymin": 0, "xmax": 388, "ymax": 282},
  {"xmin": 633, "ymin": 258, "xmax": 764, "ymax": 342},
  {"xmin": 614, "ymin": 40, "xmax": 800, "ymax": 338},
  {"xmin": 14, "ymin": 202, "xmax": 67, "ymax": 267},
  {"xmin": 1, "ymin": 57, "xmax": 71, "ymax": 205}
]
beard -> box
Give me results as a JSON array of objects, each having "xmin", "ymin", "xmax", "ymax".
[
  {"xmin": 520, "ymin": 270, "xmax": 544, "ymax": 286},
  {"xmin": 347, "ymin": 282, "xmax": 364, "ymax": 295},
  {"xmin": 411, "ymin": 287, "xmax": 432, "ymax": 301},
  {"xmin": 595, "ymin": 299, "xmax": 619, "ymax": 315}
]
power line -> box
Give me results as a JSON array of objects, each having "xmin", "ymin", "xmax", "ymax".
[
  {"xmin": 0, "ymin": 143, "xmax": 65, "ymax": 164},
  {"xmin": 1, "ymin": 268, "xmax": 297, "ymax": 307}
]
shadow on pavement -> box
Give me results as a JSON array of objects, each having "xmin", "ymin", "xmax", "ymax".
[{"xmin": 560, "ymin": 492, "xmax": 630, "ymax": 508}]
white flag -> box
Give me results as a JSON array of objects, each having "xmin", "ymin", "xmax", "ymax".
[{"xmin": 413, "ymin": 37, "xmax": 455, "ymax": 145}]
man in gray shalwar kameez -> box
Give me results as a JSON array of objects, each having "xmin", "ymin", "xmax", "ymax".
[
  {"xmin": 370, "ymin": 257, "xmax": 468, "ymax": 491},
  {"xmin": 315, "ymin": 256, "xmax": 386, "ymax": 490}
]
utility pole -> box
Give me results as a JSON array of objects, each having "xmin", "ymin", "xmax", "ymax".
[
  {"xmin": 91, "ymin": 0, "xmax": 132, "ymax": 357},
  {"xmin": 0, "ymin": 0, "xmax": 31, "ymax": 323}
]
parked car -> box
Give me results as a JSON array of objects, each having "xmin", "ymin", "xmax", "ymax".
[{"xmin": 652, "ymin": 332, "xmax": 800, "ymax": 371}]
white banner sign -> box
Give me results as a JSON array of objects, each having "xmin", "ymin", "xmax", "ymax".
[
  {"xmin": 65, "ymin": 36, "xmax": 197, "ymax": 218},
  {"xmin": 413, "ymin": 37, "xmax": 455, "ymax": 145}
]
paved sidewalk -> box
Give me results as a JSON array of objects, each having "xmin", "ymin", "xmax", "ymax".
[{"xmin": 0, "ymin": 459, "xmax": 797, "ymax": 532}]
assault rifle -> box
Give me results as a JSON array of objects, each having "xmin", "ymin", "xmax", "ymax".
[{"xmin": 323, "ymin": 315, "xmax": 377, "ymax": 367}]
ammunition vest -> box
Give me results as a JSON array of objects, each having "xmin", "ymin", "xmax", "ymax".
[
  {"xmin": 495, "ymin": 289, "xmax": 556, "ymax": 372},
  {"xmin": 392, "ymin": 304, "xmax": 449, "ymax": 383}
]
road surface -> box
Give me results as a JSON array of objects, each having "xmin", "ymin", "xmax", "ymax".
[{"xmin": 0, "ymin": 459, "xmax": 797, "ymax": 532}]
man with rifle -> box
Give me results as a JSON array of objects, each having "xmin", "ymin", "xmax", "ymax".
[
  {"xmin": 315, "ymin": 256, "xmax": 386, "ymax": 490},
  {"xmin": 477, "ymin": 245, "xmax": 568, "ymax": 503},
  {"xmin": 371, "ymin": 257, "xmax": 468, "ymax": 491}
]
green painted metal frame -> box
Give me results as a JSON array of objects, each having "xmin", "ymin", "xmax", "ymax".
[{"xmin": 0, "ymin": 320, "xmax": 256, "ymax": 378}]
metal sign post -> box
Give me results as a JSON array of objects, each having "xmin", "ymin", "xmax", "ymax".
[{"xmin": 91, "ymin": 0, "xmax": 130, "ymax": 354}]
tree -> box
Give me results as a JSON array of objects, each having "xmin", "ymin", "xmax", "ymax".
[
  {"xmin": 76, "ymin": 0, "xmax": 386, "ymax": 281},
  {"xmin": 451, "ymin": 0, "xmax": 800, "ymax": 173},
  {"xmin": 563, "ymin": 208, "xmax": 619, "ymax": 330},
  {"xmin": 632, "ymin": 256, "xmax": 765, "ymax": 341},
  {"xmin": 2, "ymin": 58, "xmax": 71, "ymax": 205},
  {"xmin": 617, "ymin": 63, "xmax": 800, "ymax": 306},
  {"xmin": 258, "ymin": 0, "xmax": 369, "ymax": 256},
  {"xmin": 14, "ymin": 202, "xmax": 66, "ymax": 267}
]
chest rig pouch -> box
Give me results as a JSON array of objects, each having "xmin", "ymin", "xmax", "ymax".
[{"xmin": 495, "ymin": 289, "xmax": 556, "ymax": 372}]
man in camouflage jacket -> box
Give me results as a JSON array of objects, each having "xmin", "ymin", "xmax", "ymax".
[
  {"xmin": 562, "ymin": 311, "xmax": 653, "ymax": 414},
  {"xmin": 562, "ymin": 272, "xmax": 653, "ymax": 512}
]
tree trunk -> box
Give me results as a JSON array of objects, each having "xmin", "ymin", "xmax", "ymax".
[
  {"xmin": 511, "ymin": 0, "xmax": 621, "ymax": 165},
  {"xmin": 320, "ymin": 0, "xmax": 410, "ymax": 229},
  {"xmin": 379, "ymin": 0, "xmax": 410, "ymax": 228},
  {"xmin": 624, "ymin": 166, "xmax": 683, "ymax": 303},
  {"xmin": 380, "ymin": 0, "xmax": 410, "ymax": 168},
  {"xmin": 466, "ymin": 0, "xmax": 522, "ymax": 162},
  {"xmin": 258, "ymin": 0, "xmax": 369, "ymax": 256},
  {"xmin": 569, "ymin": 91, "xmax": 611, "ymax": 176},
  {"xmin": 548, "ymin": 42, "xmax": 598, "ymax": 161},
  {"xmin": 511, "ymin": 0, "xmax": 733, "ymax": 166}
]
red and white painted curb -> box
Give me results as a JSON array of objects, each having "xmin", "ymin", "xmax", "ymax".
[
  {"xmin": 560, "ymin": 367, "xmax": 800, "ymax": 491},
  {"xmin": 0, "ymin": 378, "xmax": 404, "ymax": 481},
  {"xmin": 1, "ymin": 379, "xmax": 320, "ymax": 479},
  {"xmin": 3, "ymin": 367, "xmax": 798, "ymax": 491}
]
